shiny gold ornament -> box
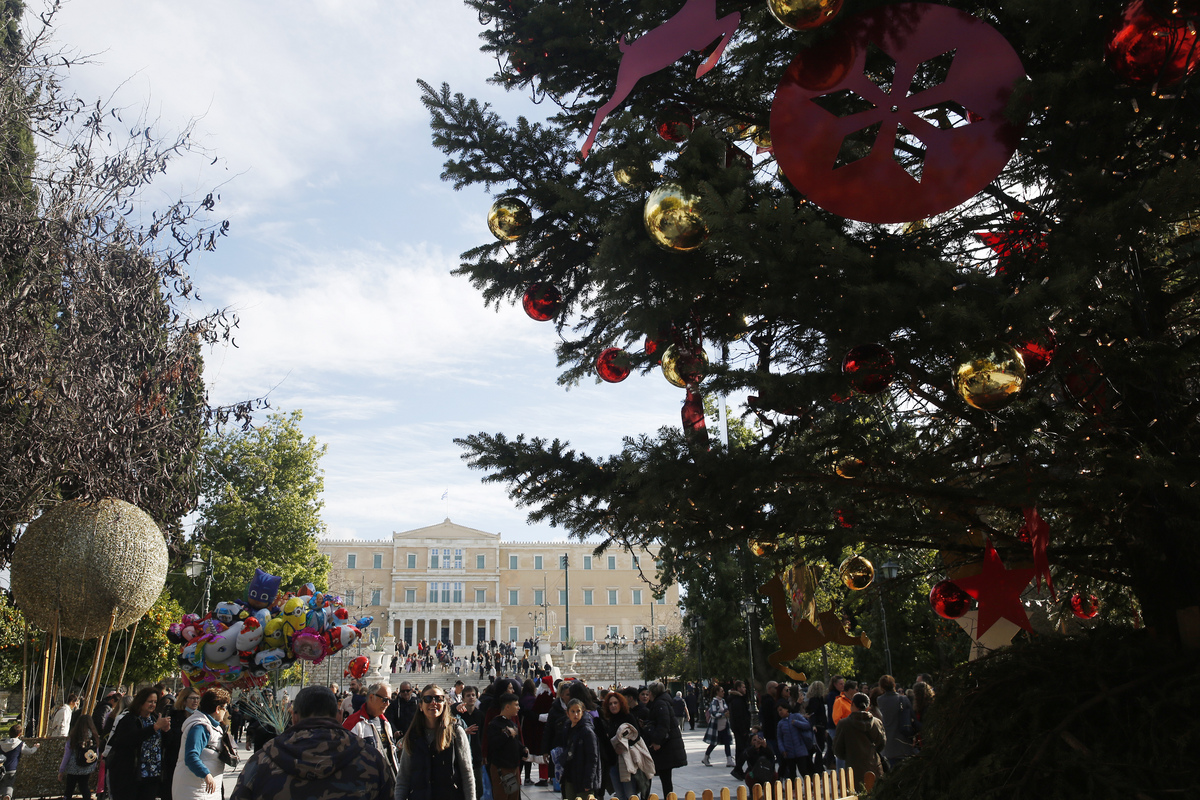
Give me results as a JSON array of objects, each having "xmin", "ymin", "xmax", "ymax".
[
  {"xmin": 725, "ymin": 122, "xmax": 755, "ymax": 140},
  {"xmin": 749, "ymin": 539, "xmax": 775, "ymax": 557},
  {"xmin": 644, "ymin": 183, "xmax": 708, "ymax": 252},
  {"xmin": 835, "ymin": 457, "xmax": 865, "ymax": 479},
  {"xmin": 613, "ymin": 158, "xmax": 653, "ymax": 188},
  {"xmin": 487, "ymin": 197, "xmax": 533, "ymax": 241},
  {"xmin": 839, "ymin": 554, "xmax": 875, "ymax": 591},
  {"xmin": 954, "ymin": 340, "xmax": 1027, "ymax": 411},
  {"xmin": 661, "ymin": 343, "xmax": 708, "ymax": 387},
  {"xmin": 767, "ymin": 0, "xmax": 844, "ymax": 31},
  {"xmin": 752, "ymin": 128, "xmax": 773, "ymax": 150},
  {"xmin": 12, "ymin": 499, "xmax": 168, "ymax": 638}
]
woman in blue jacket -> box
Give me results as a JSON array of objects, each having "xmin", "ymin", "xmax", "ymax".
[
  {"xmin": 171, "ymin": 688, "xmax": 231, "ymax": 800},
  {"xmin": 774, "ymin": 703, "xmax": 815, "ymax": 780}
]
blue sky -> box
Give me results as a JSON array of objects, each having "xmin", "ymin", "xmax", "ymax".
[{"xmin": 50, "ymin": 1, "xmax": 692, "ymax": 542}]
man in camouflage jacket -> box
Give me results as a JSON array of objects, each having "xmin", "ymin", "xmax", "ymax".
[{"xmin": 230, "ymin": 685, "xmax": 394, "ymax": 800}]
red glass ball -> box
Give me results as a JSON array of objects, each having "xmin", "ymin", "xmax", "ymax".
[
  {"xmin": 1015, "ymin": 522, "xmax": 1032, "ymax": 544},
  {"xmin": 1070, "ymin": 593, "xmax": 1100, "ymax": 620},
  {"xmin": 596, "ymin": 347, "xmax": 632, "ymax": 383},
  {"xmin": 841, "ymin": 343, "xmax": 896, "ymax": 394},
  {"xmin": 1105, "ymin": 0, "xmax": 1199, "ymax": 86},
  {"xmin": 835, "ymin": 508, "xmax": 855, "ymax": 528},
  {"xmin": 655, "ymin": 103, "xmax": 694, "ymax": 143},
  {"xmin": 1014, "ymin": 329, "xmax": 1056, "ymax": 374},
  {"xmin": 522, "ymin": 283, "xmax": 562, "ymax": 322},
  {"xmin": 929, "ymin": 580, "xmax": 972, "ymax": 619},
  {"xmin": 644, "ymin": 336, "xmax": 660, "ymax": 358}
]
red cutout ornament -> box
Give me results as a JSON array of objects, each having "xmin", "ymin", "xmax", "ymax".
[
  {"xmin": 929, "ymin": 580, "xmax": 971, "ymax": 619},
  {"xmin": 1070, "ymin": 593, "xmax": 1100, "ymax": 620},
  {"xmin": 1105, "ymin": 0, "xmax": 1199, "ymax": 87},
  {"xmin": 977, "ymin": 212, "xmax": 1048, "ymax": 277},
  {"xmin": 952, "ymin": 540, "xmax": 1036, "ymax": 636},
  {"xmin": 681, "ymin": 387, "xmax": 708, "ymax": 448},
  {"xmin": 596, "ymin": 347, "xmax": 632, "ymax": 383},
  {"xmin": 1061, "ymin": 351, "xmax": 1115, "ymax": 416},
  {"xmin": 771, "ymin": 3, "xmax": 1028, "ymax": 223},
  {"xmin": 1013, "ymin": 328, "xmax": 1056, "ymax": 374},
  {"xmin": 581, "ymin": 0, "xmax": 741, "ymax": 157},
  {"xmin": 841, "ymin": 343, "xmax": 895, "ymax": 394},
  {"xmin": 522, "ymin": 283, "xmax": 562, "ymax": 321}
]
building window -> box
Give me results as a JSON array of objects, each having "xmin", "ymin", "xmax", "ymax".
[
  {"xmin": 607, "ymin": 555, "xmax": 616, "ymax": 570},
  {"xmin": 657, "ymin": 595, "xmax": 665, "ymax": 605},
  {"xmin": 508, "ymin": 589, "xmax": 519, "ymax": 605},
  {"xmin": 558, "ymin": 589, "xmax": 567, "ymax": 605},
  {"xmin": 608, "ymin": 625, "xmax": 619, "ymax": 638},
  {"xmin": 453, "ymin": 583, "xmax": 463, "ymax": 603},
  {"xmin": 443, "ymin": 549, "xmax": 451, "ymax": 569},
  {"xmin": 634, "ymin": 625, "xmax": 645, "ymax": 639},
  {"xmin": 509, "ymin": 555, "xmax": 518, "ymax": 570},
  {"xmin": 583, "ymin": 555, "xmax": 592, "ymax": 570},
  {"xmin": 373, "ymin": 553, "xmax": 383, "ymax": 570},
  {"xmin": 441, "ymin": 584, "xmax": 451, "ymax": 603},
  {"xmin": 405, "ymin": 589, "xmax": 415, "ymax": 603},
  {"xmin": 475, "ymin": 588, "xmax": 486, "ymax": 603},
  {"xmin": 583, "ymin": 589, "xmax": 593, "ymax": 606},
  {"xmin": 632, "ymin": 589, "xmax": 642, "ymax": 605},
  {"xmin": 608, "ymin": 589, "xmax": 618, "ymax": 605},
  {"xmin": 371, "ymin": 627, "xmax": 380, "ymax": 643},
  {"xmin": 430, "ymin": 549, "xmax": 439, "ymax": 569},
  {"xmin": 659, "ymin": 625, "xmax": 667, "ymax": 639},
  {"xmin": 534, "ymin": 589, "xmax": 544, "ymax": 607},
  {"xmin": 584, "ymin": 625, "xmax": 594, "ymax": 641},
  {"xmin": 509, "ymin": 626, "xmax": 519, "ymax": 641},
  {"xmin": 477, "ymin": 554, "xmax": 485, "ymax": 569},
  {"xmin": 407, "ymin": 553, "xmax": 416, "ymax": 569},
  {"xmin": 428, "ymin": 582, "xmax": 438, "ymax": 604},
  {"xmin": 346, "ymin": 589, "xmax": 356, "ymax": 605},
  {"xmin": 559, "ymin": 626, "xmax": 567, "ymax": 641},
  {"xmin": 347, "ymin": 554, "xmax": 357, "ymax": 569},
  {"xmin": 535, "ymin": 555, "xmax": 543, "ymax": 570},
  {"xmin": 559, "ymin": 555, "xmax": 568, "ymax": 569},
  {"xmin": 455, "ymin": 549, "xmax": 463, "ymax": 569},
  {"xmin": 371, "ymin": 589, "xmax": 382, "ymax": 606},
  {"xmin": 656, "ymin": 559, "xmax": 664, "ymax": 570},
  {"xmin": 633, "ymin": 554, "xmax": 640, "ymax": 568}
]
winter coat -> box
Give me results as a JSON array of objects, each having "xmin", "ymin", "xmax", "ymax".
[
  {"xmin": 49, "ymin": 704, "xmax": 74, "ymax": 737},
  {"xmin": 776, "ymin": 712, "xmax": 814, "ymax": 759},
  {"xmin": 1, "ymin": 736, "xmax": 37, "ymax": 776},
  {"xmin": 608, "ymin": 722, "xmax": 655, "ymax": 784},
  {"xmin": 486, "ymin": 716, "xmax": 524, "ymax": 769},
  {"xmin": 596, "ymin": 711, "xmax": 640, "ymax": 771},
  {"xmin": 394, "ymin": 724, "xmax": 475, "ymax": 800},
  {"xmin": 876, "ymin": 690, "xmax": 916, "ymax": 760},
  {"xmin": 172, "ymin": 712, "xmax": 225, "ymax": 800},
  {"xmin": 106, "ymin": 712, "xmax": 164, "ymax": 791},
  {"xmin": 229, "ymin": 716, "xmax": 393, "ymax": 800},
  {"xmin": 832, "ymin": 711, "xmax": 886, "ymax": 789},
  {"xmin": 541, "ymin": 699, "xmax": 568, "ymax": 755},
  {"xmin": 562, "ymin": 713, "xmax": 601, "ymax": 793},
  {"xmin": 726, "ymin": 692, "xmax": 751, "ymax": 738},
  {"xmin": 642, "ymin": 693, "xmax": 686, "ymax": 771}
]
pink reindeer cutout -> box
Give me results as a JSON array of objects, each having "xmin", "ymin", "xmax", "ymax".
[{"xmin": 580, "ymin": 0, "xmax": 741, "ymax": 158}]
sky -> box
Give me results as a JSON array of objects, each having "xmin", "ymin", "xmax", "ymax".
[{"xmin": 46, "ymin": 0, "xmax": 693, "ymax": 543}]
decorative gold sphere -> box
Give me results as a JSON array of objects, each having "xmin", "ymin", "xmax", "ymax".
[
  {"xmin": 644, "ymin": 183, "xmax": 708, "ymax": 252},
  {"xmin": 751, "ymin": 128, "xmax": 773, "ymax": 150},
  {"xmin": 12, "ymin": 499, "xmax": 168, "ymax": 638},
  {"xmin": 835, "ymin": 457, "xmax": 865, "ymax": 479},
  {"xmin": 487, "ymin": 197, "xmax": 533, "ymax": 241},
  {"xmin": 954, "ymin": 340, "xmax": 1027, "ymax": 411},
  {"xmin": 839, "ymin": 554, "xmax": 875, "ymax": 591},
  {"xmin": 767, "ymin": 0, "xmax": 844, "ymax": 31},
  {"xmin": 661, "ymin": 343, "xmax": 708, "ymax": 387}
]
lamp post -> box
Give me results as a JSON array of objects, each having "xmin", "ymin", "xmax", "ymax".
[
  {"xmin": 185, "ymin": 550, "xmax": 213, "ymax": 614},
  {"xmin": 740, "ymin": 598, "xmax": 758, "ymax": 719},
  {"xmin": 690, "ymin": 615, "xmax": 704, "ymax": 688},
  {"xmin": 878, "ymin": 560, "xmax": 900, "ymax": 678},
  {"xmin": 604, "ymin": 634, "xmax": 619, "ymax": 684}
]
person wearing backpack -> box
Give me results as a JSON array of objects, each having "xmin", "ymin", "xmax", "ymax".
[
  {"xmin": 876, "ymin": 675, "xmax": 916, "ymax": 766},
  {"xmin": 744, "ymin": 731, "xmax": 775, "ymax": 789},
  {"xmin": 0, "ymin": 721, "xmax": 39, "ymax": 800},
  {"xmin": 60, "ymin": 715, "xmax": 101, "ymax": 800}
]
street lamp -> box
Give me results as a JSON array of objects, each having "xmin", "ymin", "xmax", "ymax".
[
  {"xmin": 689, "ymin": 615, "xmax": 704, "ymax": 688},
  {"xmin": 184, "ymin": 550, "xmax": 213, "ymax": 614},
  {"xmin": 740, "ymin": 598, "xmax": 758, "ymax": 719},
  {"xmin": 878, "ymin": 560, "xmax": 901, "ymax": 677},
  {"xmin": 604, "ymin": 634, "xmax": 620, "ymax": 684}
]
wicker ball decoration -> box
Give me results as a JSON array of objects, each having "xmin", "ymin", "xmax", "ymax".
[{"xmin": 12, "ymin": 498, "xmax": 168, "ymax": 638}]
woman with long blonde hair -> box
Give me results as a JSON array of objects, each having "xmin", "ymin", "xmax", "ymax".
[{"xmin": 395, "ymin": 683, "xmax": 475, "ymax": 800}]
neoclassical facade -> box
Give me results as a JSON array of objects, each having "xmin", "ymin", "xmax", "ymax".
[{"xmin": 319, "ymin": 519, "xmax": 680, "ymax": 647}]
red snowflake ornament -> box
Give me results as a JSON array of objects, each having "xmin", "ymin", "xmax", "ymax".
[{"xmin": 771, "ymin": 3, "xmax": 1028, "ymax": 223}]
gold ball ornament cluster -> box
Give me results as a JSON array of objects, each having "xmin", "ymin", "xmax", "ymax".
[
  {"xmin": 644, "ymin": 183, "xmax": 709, "ymax": 252},
  {"xmin": 839, "ymin": 554, "xmax": 875, "ymax": 590},
  {"xmin": 954, "ymin": 340, "xmax": 1027, "ymax": 411},
  {"xmin": 11, "ymin": 498, "xmax": 169, "ymax": 638},
  {"xmin": 767, "ymin": 0, "xmax": 844, "ymax": 31},
  {"xmin": 487, "ymin": 197, "xmax": 533, "ymax": 241}
]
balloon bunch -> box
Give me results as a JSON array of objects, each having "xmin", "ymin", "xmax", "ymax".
[{"xmin": 167, "ymin": 568, "xmax": 374, "ymax": 691}]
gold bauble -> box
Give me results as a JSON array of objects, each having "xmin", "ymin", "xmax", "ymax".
[
  {"xmin": 12, "ymin": 499, "xmax": 168, "ymax": 638},
  {"xmin": 613, "ymin": 159, "xmax": 654, "ymax": 188},
  {"xmin": 749, "ymin": 539, "xmax": 775, "ymax": 557},
  {"xmin": 751, "ymin": 128, "xmax": 773, "ymax": 150},
  {"xmin": 954, "ymin": 340, "xmax": 1027, "ymax": 411},
  {"xmin": 644, "ymin": 183, "xmax": 708, "ymax": 252},
  {"xmin": 767, "ymin": 0, "xmax": 843, "ymax": 31},
  {"xmin": 725, "ymin": 122, "xmax": 756, "ymax": 140},
  {"xmin": 839, "ymin": 555, "xmax": 875, "ymax": 591},
  {"xmin": 661, "ymin": 343, "xmax": 708, "ymax": 387},
  {"xmin": 835, "ymin": 457, "xmax": 865, "ymax": 479},
  {"xmin": 487, "ymin": 197, "xmax": 533, "ymax": 241}
]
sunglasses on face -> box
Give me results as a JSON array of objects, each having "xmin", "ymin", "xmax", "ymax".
[
  {"xmin": 421, "ymin": 695, "xmax": 446, "ymax": 704},
  {"xmin": 374, "ymin": 694, "xmax": 391, "ymax": 702}
]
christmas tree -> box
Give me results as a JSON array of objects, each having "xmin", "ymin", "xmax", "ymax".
[{"xmin": 423, "ymin": 1, "xmax": 1198, "ymax": 793}]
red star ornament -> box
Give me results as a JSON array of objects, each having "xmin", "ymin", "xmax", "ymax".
[{"xmin": 952, "ymin": 540, "xmax": 1035, "ymax": 636}]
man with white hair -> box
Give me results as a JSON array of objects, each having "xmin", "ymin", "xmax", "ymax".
[{"xmin": 343, "ymin": 681, "xmax": 399, "ymax": 778}]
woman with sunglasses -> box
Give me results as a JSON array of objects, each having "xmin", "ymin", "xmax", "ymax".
[{"xmin": 395, "ymin": 684, "xmax": 476, "ymax": 800}]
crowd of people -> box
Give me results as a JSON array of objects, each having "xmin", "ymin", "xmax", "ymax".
[{"xmin": 0, "ymin": 668, "xmax": 934, "ymax": 800}]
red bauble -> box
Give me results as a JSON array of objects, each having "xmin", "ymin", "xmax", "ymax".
[
  {"xmin": 1070, "ymin": 593, "xmax": 1100, "ymax": 620},
  {"xmin": 836, "ymin": 508, "xmax": 856, "ymax": 528},
  {"xmin": 596, "ymin": 347, "xmax": 632, "ymax": 383},
  {"xmin": 771, "ymin": 3, "xmax": 1028, "ymax": 223},
  {"xmin": 1105, "ymin": 0, "xmax": 1199, "ymax": 86},
  {"xmin": 929, "ymin": 580, "xmax": 972, "ymax": 619},
  {"xmin": 522, "ymin": 283, "xmax": 562, "ymax": 321},
  {"xmin": 1013, "ymin": 328, "xmax": 1056, "ymax": 374},
  {"xmin": 1060, "ymin": 351, "xmax": 1114, "ymax": 415},
  {"xmin": 841, "ymin": 343, "xmax": 896, "ymax": 394},
  {"xmin": 656, "ymin": 103, "xmax": 695, "ymax": 143}
]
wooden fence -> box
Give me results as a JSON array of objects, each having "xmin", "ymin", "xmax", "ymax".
[{"xmin": 582, "ymin": 768, "xmax": 861, "ymax": 800}]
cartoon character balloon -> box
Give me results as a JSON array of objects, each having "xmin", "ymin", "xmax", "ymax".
[{"xmin": 345, "ymin": 655, "xmax": 371, "ymax": 679}]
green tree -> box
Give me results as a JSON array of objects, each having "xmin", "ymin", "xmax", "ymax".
[
  {"xmin": 176, "ymin": 410, "xmax": 330, "ymax": 613},
  {"xmin": 637, "ymin": 632, "xmax": 688, "ymax": 682}
]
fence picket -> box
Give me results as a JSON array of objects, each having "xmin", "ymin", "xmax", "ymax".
[{"xmin": 702, "ymin": 791, "xmax": 714, "ymax": 800}]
